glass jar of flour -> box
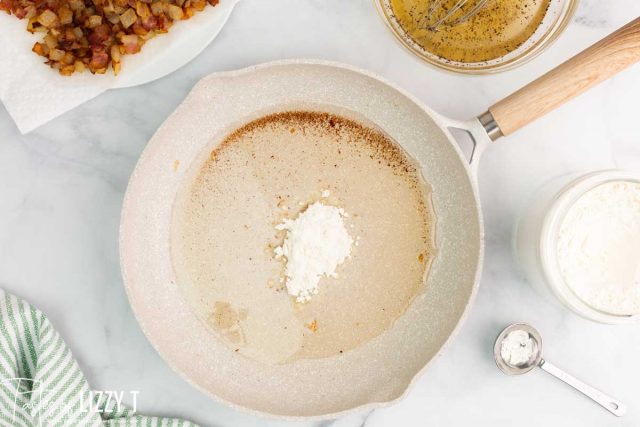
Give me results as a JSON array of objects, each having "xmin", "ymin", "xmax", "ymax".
[{"xmin": 515, "ymin": 170, "xmax": 640, "ymax": 324}]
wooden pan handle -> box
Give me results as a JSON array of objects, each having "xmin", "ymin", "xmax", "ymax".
[{"xmin": 488, "ymin": 17, "xmax": 640, "ymax": 137}]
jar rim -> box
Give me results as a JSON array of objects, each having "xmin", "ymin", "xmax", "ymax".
[{"xmin": 538, "ymin": 170, "xmax": 640, "ymax": 323}]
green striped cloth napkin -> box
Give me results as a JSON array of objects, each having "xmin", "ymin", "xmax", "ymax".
[{"xmin": 0, "ymin": 289, "xmax": 197, "ymax": 426}]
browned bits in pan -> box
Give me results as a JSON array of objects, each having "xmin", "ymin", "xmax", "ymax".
[{"xmin": 0, "ymin": 0, "xmax": 220, "ymax": 75}]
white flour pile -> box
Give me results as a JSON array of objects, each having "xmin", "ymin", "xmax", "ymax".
[
  {"xmin": 275, "ymin": 199, "xmax": 353, "ymax": 302},
  {"xmin": 556, "ymin": 181, "xmax": 640, "ymax": 315},
  {"xmin": 500, "ymin": 330, "xmax": 535, "ymax": 367}
]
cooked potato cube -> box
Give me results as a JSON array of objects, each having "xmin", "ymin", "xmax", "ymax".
[
  {"xmin": 87, "ymin": 15, "xmax": 103, "ymax": 28},
  {"xmin": 37, "ymin": 10, "xmax": 59, "ymax": 28},
  {"xmin": 119, "ymin": 8, "xmax": 137, "ymax": 29},
  {"xmin": 166, "ymin": 4, "xmax": 183, "ymax": 20}
]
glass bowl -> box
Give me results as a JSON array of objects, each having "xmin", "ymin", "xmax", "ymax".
[
  {"xmin": 515, "ymin": 170, "xmax": 640, "ymax": 324},
  {"xmin": 375, "ymin": 0, "xmax": 579, "ymax": 74}
]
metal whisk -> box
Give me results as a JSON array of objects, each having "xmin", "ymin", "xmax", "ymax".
[{"xmin": 423, "ymin": 0, "xmax": 488, "ymax": 31}]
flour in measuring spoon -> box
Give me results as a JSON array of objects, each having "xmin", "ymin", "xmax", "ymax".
[
  {"xmin": 275, "ymin": 196, "xmax": 353, "ymax": 302},
  {"xmin": 500, "ymin": 330, "xmax": 535, "ymax": 367}
]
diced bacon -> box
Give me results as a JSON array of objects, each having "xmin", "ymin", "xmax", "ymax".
[
  {"xmin": 121, "ymin": 34, "xmax": 140, "ymax": 54},
  {"xmin": 88, "ymin": 24, "xmax": 110, "ymax": 46},
  {"xmin": 141, "ymin": 14, "xmax": 157, "ymax": 30},
  {"xmin": 4, "ymin": 0, "xmax": 218, "ymax": 75},
  {"xmin": 89, "ymin": 47, "xmax": 109, "ymax": 70}
]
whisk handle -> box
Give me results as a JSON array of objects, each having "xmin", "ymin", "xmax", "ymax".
[{"xmin": 488, "ymin": 16, "xmax": 640, "ymax": 137}]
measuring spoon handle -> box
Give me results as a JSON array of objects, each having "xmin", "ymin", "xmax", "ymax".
[{"xmin": 539, "ymin": 359, "xmax": 626, "ymax": 417}]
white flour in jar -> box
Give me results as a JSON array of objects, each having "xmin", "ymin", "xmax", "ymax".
[
  {"xmin": 275, "ymin": 200, "xmax": 353, "ymax": 302},
  {"xmin": 556, "ymin": 180, "xmax": 640, "ymax": 315}
]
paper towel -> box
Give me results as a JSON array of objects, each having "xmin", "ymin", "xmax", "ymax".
[{"xmin": 0, "ymin": 0, "xmax": 238, "ymax": 134}]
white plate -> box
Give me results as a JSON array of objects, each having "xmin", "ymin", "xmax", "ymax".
[
  {"xmin": 113, "ymin": 0, "xmax": 240, "ymax": 88},
  {"xmin": 0, "ymin": 0, "xmax": 239, "ymax": 133}
]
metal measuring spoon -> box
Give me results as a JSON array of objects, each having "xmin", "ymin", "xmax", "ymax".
[{"xmin": 494, "ymin": 323, "xmax": 626, "ymax": 417}]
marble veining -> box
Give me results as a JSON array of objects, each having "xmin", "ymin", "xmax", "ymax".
[{"xmin": 0, "ymin": 0, "xmax": 639, "ymax": 426}]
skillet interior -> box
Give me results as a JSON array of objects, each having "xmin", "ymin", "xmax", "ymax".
[{"xmin": 120, "ymin": 61, "xmax": 482, "ymax": 417}]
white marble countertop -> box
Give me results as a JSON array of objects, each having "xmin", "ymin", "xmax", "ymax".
[{"xmin": 1, "ymin": 0, "xmax": 639, "ymax": 426}]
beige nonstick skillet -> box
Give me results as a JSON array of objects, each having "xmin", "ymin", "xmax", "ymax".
[{"xmin": 120, "ymin": 18, "xmax": 640, "ymax": 419}]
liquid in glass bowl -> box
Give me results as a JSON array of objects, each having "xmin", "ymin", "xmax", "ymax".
[{"xmin": 376, "ymin": 0, "xmax": 578, "ymax": 73}]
